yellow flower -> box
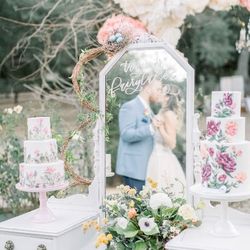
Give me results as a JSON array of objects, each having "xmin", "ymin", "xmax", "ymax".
[
  {"xmin": 150, "ymin": 181, "xmax": 158, "ymax": 189},
  {"xmin": 129, "ymin": 200, "xmax": 135, "ymax": 207},
  {"xmin": 107, "ymin": 234, "xmax": 113, "ymax": 241},
  {"xmin": 128, "ymin": 188, "xmax": 136, "ymax": 196}
]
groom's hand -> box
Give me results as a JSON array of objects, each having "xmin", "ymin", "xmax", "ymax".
[{"xmin": 152, "ymin": 117, "xmax": 162, "ymax": 128}]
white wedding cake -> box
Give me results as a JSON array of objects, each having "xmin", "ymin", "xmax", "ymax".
[
  {"xmin": 19, "ymin": 117, "xmax": 65, "ymax": 189},
  {"xmin": 201, "ymin": 91, "xmax": 250, "ymax": 193}
]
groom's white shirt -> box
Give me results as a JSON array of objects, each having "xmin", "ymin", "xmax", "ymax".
[{"xmin": 138, "ymin": 95, "xmax": 154, "ymax": 135}]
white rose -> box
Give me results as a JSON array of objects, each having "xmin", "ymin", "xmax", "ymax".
[
  {"xmin": 7, "ymin": 108, "xmax": 13, "ymax": 114},
  {"xmin": 13, "ymin": 105, "xmax": 23, "ymax": 114},
  {"xmin": 138, "ymin": 217, "xmax": 157, "ymax": 233},
  {"xmin": 149, "ymin": 193, "xmax": 173, "ymax": 210},
  {"xmin": 116, "ymin": 217, "xmax": 129, "ymax": 229},
  {"xmin": 178, "ymin": 204, "xmax": 198, "ymax": 221}
]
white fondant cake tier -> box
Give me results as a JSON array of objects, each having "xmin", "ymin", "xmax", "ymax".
[
  {"xmin": 201, "ymin": 141, "xmax": 250, "ymax": 193},
  {"xmin": 28, "ymin": 117, "xmax": 52, "ymax": 140},
  {"xmin": 206, "ymin": 117, "xmax": 245, "ymax": 143},
  {"xmin": 24, "ymin": 139, "xmax": 58, "ymax": 164},
  {"xmin": 211, "ymin": 91, "xmax": 241, "ymax": 118},
  {"xmin": 19, "ymin": 160, "xmax": 65, "ymax": 189}
]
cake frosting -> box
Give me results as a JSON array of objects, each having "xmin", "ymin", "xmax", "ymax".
[
  {"xmin": 201, "ymin": 91, "xmax": 250, "ymax": 193},
  {"xmin": 18, "ymin": 117, "xmax": 65, "ymax": 189}
]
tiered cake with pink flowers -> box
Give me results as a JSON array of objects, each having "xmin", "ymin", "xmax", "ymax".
[
  {"xmin": 201, "ymin": 91, "xmax": 250, "ymax": 193},
  {"xmin": 19, "ymin": 117, "xmax": 65, "ymax": 189}
]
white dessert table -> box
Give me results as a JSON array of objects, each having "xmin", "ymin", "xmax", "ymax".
[
  {"xmin": 0, "ymin": 192, "xmax": 101, "ymax": 250},
  {"xmin": 166, "ymin": 185, "xmax": 250, "ymax": 250}
]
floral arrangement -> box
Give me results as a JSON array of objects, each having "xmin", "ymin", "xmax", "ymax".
[
  {"xmin": 113, "ymin": 0, "xmax": 249, "ymax": 46},
  {"xmin": 201, "ymin": 143, "xmax": 246, "ymax": 192},
  {"xmin": 83, "ymin": 181, "xmax": 201, "ymax": 249},
  {"xmin": 213, "ymin": 93, "xmax": 236, "ymax": 118}
]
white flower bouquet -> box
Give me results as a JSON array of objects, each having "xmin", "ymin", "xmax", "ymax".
[{"xmin": 83, "ymin": 178, "xmax": 201, "ymax": 249}]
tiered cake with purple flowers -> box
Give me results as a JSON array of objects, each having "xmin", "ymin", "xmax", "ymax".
[
  {"xmin": 201, "ymin": 91, "xmax": 250, "ymax": 193},
  {"xmin": 19, "ymin": 117, "xmax": 65, "ymax": 189}
]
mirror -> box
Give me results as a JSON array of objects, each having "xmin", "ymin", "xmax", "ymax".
[{"xmin": 99, "ymin": 43, "xmax": 194, "ymax": 200}]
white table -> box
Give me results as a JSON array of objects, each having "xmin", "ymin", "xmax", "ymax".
[{"xmin": 166, "ymin": 204, "xmax": 250, "ymax": 250}]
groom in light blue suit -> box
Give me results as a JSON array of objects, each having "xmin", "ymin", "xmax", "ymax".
[{"xmin": 116, "ymin": 80, "xmax": 163, "ymax": 191}]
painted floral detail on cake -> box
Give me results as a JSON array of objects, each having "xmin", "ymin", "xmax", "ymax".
[
  {"xmin": 25, "ymin": 149, "xmax": 57, "ymax": 163},
  {"xmin": 207, "ymin": 120, "xmax": 239, "ymax": 143},
  {"xmin": 201, "ymin": 144, "xmax": 246, "ymax": 193},
  {"xmin": 28, "ymin": 118, "xmax": 51, "ymax": 140},
  {"xmin": 213, "ymin": 93, "xmax": 236, "ymax": 118},
  {"xmin": 225, "ymin": 121, "xmax": 238, "ymax": 137},
  {"xmin": 19, "ymin": 168, "xmax": 64, "ymax": 189}
]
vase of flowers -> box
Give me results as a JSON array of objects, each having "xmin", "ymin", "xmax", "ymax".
[{"xmin": 83, "ymin": 179, "xmax": 201, "ymax": 249}]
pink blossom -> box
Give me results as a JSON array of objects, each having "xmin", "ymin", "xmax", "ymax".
[
  {"xmin": 200, "ymin": 144, "xmax": 209, "ymax": 159},
  {"xmin": 208, "ymin": 147, "xmax": 214, "ymax": 157},
  {"xmin": 46, "ymin": 167, "xmax": 56, "ymax": 174},
  {"xmin": 240, "ymin": 0, "xmax": 250, "ymax": 11},
  {"xmin": 237, "ymin": 150, "xmax": 243, "ymax": 157},
  {"xmin": 235, "ymin": 172, "xmax": 247, "ymax": 183},
  {"xmin": 218, "ymin": 174, "xmax": 227, "ymax": 182},
  {"xmin": 216, "ymin": 152, "xmax": 236, "ymax": 173},
  {"xmin": 225, "ymin": 121, "xmax": 238, "ymax": 137},
  {"xmin": 202, "ymin": 164, "xmax": 212, "ymax": 183},
  {"xmin": 207, "ymin": 120, "xmax": 220, "ymax": 136},
  {"xmin": 97, "ymin": 15, "xmax": 147, "ymax": 45}
]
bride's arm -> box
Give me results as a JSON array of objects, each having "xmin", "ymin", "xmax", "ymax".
[{"xmin": 158, "ymin": 111, "xmax": 177, "ymax": 149}]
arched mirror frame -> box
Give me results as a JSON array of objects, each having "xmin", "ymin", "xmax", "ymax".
[{"xmin": 99, "ymin": 42, "xmax": 195, "ymax": 203}]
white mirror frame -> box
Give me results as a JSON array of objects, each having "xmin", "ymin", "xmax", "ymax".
[{"xmin": 99, "ymin": 42, "xmax": 195, "ymax": 204}]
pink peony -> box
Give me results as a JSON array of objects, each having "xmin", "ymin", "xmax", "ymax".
[
  {"xmin": 235, "ymin": 172, "xmax": 247, "ymax": 182},
  {"xmin": 223, "ymin": 93, "xmax": 233, "ymax": 107},
  {"xmin": 202, "ymin": 164, "xmax": 212, "ymax": 183},
  {"xmin": 240, "ymin": 0, "xmax": 250, "ymax": 11},
  {"xmin": 216, "ymin": 152, "xmax": 236, "ymax": 173},
  {"xmin": 97, "ymin": 15, "xmax": 147, "ymax": 45},
  {"xmin": 207, "ymin": 120, "xmax": 220, "ymax": 136},
  {"xmin": 225, "ymin": 121, "xmax": 238, "ymax": 137}
]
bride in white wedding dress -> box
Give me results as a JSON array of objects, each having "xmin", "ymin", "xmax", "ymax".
[{"xmin": 146, "ymin": 86, "xmax": 186, "ymax": 198}]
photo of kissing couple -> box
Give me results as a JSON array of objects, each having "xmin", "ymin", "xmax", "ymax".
[{"xmin": 116, "ymin": 79, "xmax": 186, "ymax": 197}]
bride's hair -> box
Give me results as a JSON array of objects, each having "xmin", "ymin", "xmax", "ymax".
[{"xmin": 161, "ymin": 90, "xmax": 184, "ymax": 131}]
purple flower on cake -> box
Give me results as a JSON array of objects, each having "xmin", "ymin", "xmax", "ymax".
[
  {"xmin": 218, "ymin": 174, "xmax": 227, "ymax": 182},
  {"xmin": 207, "ymin": 120, "xmax": 220, "ymax": 136},
  {"xmin": 208, "ymin": 147, "xmax": 214, "ymax": 157},
  {"xmin": 223, "ymin": 93, "xmax": 233, "ymax": 107},
  {"xmin": 216, "ymin": 152, "xmax": 236, "ymax": 173},
  {"xmin": 202, "ymin": 164, "xmax": 212, "ymax": 182}
]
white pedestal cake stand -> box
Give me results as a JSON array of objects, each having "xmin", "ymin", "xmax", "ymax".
[
  {"xmin": 190, "ymin": 184, "xmax": 250, "ymax": 237},
  {"xmin": 16, "ymin": 181, "xmax": 69, "ymax": 223}
]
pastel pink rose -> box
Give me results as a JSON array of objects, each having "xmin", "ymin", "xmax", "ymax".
[
  {"xmin": 235, "ymin": 172, "xmax": 247, "ymax": 182},
  {"xmin": 97, "ymin": 15, "xmax": 147, "ymax": 45},
  {"xmin": 218, "ymin": 174, "xmax": 227, "ymax": 182},
  {"xmin": 46, "ymin": 167, "xmax": 56, "ymax": 174},
  {"xmin": 240, "ymin": 0, "xmax": 250, "ymax": 11},
  {"xmin": 225, "ymin": 121, "xmax": 238, "ymax": 137}
]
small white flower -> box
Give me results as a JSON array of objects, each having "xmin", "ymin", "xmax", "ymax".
[
  {"xmin": 116, "ymin": 217, "xmax": 129, "ymax": 229},
  {"xmin": 4, "ymin": 108, "xmax": 13, "ymax": 114},
  {"xmin": 13, "ymin": 105, "xmax": 23, "ymax": 114},
  {"xmin": 149, "ymin": 193, "xmax": 173, "ymax": 210},
  {"xmin": 138, "ymin": 217, "xmax": 157, "ymax": 233},
  {"xmin": 178, "ymin": 204, "xmax": 198, "ymax": 221}
]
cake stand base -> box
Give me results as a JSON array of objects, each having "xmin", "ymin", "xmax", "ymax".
[
  {"xmin": 190, "ymin": 184, "xmax": 250, "ymax": 238},
  {"xmin": 16, "ymin": 182, "xmax": 69, "ymax": 223}
]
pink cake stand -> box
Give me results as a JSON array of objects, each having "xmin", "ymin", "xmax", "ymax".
[{"xmin": 16, "ymin": 181, "xmax": 69, "ymax": 223}]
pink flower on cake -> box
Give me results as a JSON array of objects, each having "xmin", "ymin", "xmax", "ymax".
[
  {"xmin": 46, "ymin": 167, "xmax": 56, "ymax": 174},
  {"xmin": 225, "ymin": 121, "xmax": 238, "ymax": 136},
  {"xmin": 223, "ymin": 93, "xmax": 234, "ymax": 107},
  {"xmin": 34, "ymin": 150, "xmax": 40, "ymax": 157},
  {"xmin": 208, "ymin": 147, "xmax": 214, "ymax": 157},
  {"xmin": 200, "ymin": 144, "xmax": 209, "ymax": 159},
  {"xmin": 207, "ymin": 120, "xmax": 220, "ymax": 136},
  {"xmin": 97, "ymin": 15, "xmax": 147, "ymax": 45},
  {"xmin": 216, "ymin": 152, "xmax": 236, "ymax": 173},
  {"xmin": 240, "ymin": 0, "xmax": 250, "ymax": 10},
  {"xmin": 218, "ymin": 174, "xmax": 227, "ymax": 182},
  {"xmin": 235, "ymin": 172, "xmax": 247, "ymax": 183},
  {"xmin": 202, "ymin": 164, "xmax": 212, "ymax": 183}
]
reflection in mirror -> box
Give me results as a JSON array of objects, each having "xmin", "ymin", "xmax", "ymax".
[{"xmin": 104, "ymin": 47, "xmax": 189, "ymax": 199}]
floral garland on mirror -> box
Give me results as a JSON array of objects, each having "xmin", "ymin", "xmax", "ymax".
[{"xmin": 62, "ymin": 15, "xmax": 159, "ymax": 187}]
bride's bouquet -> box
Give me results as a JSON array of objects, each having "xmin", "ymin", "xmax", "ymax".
[{"xmin": 83, "ymin": 178, "xmax": 202, "ymax": 250}]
